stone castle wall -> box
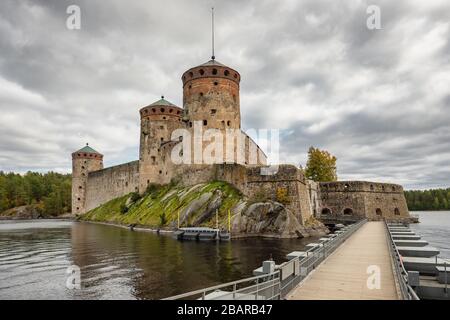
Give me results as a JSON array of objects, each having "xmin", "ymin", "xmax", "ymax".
[
  {"xmin": 171, "ymin": 163, "xmax": 313, "ymax": 224},
  {"xmin": 85, "ymin": 161, "xmax": 139, "ymax": 211},
  {"xmin": 318, "ymin": 181, "xmax": 410, "ymax": 221}
]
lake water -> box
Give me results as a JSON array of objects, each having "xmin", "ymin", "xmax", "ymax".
[
  {"xmin": 410, "ymin": 211, "xmax": 450, "ymax": 259},
  {"xmin": 0, "ymin": 220, "xmax": 317, "ymax": 300}
]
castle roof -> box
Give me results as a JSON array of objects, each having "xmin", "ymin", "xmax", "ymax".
[
  {"xmin": 148, "ymin": 96, "xmax": 177, "ymax": 107},
  {"xmin": 75, "ymin": 144, "xmax": 101, "ymax": 155},
  {"xmin": 198, "ymin": 59, "xmax": 227, "ymax": 67}
]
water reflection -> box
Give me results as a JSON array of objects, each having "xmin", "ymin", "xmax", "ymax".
[{"xmin": 0, "ymin": 220, "xmax": 317, "ymax": 300}]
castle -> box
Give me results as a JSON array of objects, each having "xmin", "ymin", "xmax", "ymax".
[{"xmin": 71, "ymin": 56, "xmax": 414, "ymax": 226}]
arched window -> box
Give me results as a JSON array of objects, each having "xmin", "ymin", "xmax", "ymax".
[
  {"xmin": 160, "ymin": 108, "xmax": 165, "ymax": 112},
  {"xmin": 394, "ymin": 208, "xmax": 400, "ymax": 215},
  {"xmin": 224, "ymin": 70, "xmax": 229, "ymax": 76},
  {"xmin": 212, "ymin": 68, "xmax": 217, "ymax": 75},
  {"xmin": 227, "ymin": 120, "xmax": 231, "ymax": 126},
  {"xmin": 203, "ymin": 120, "xmax": 207, "ymax": 126},
  {"xmin": 321, "ymin": 208, "xmax": 331, "ymax": 215},
  {"xmin": 199, "ymin": 69, "xmax": 205, "ymax": 75},
  {"xmin": 376, "ymin": 208, "xmax": 382, "ymax": 216},
  {"xmin": 343, "ymin": 208, "xmax": 353, "ymax": 215},
  {"xmin": 370, "ymin": 184, "xmax": 374, "ymax": 191},
  {"xmin": 189, "ymin": 71, "xmax": 193, "ymax": 77}
]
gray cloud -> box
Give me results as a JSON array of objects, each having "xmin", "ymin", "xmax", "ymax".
[{"xmin": 0, "ymin": 0, "xmax": 449, "ymax": 190}]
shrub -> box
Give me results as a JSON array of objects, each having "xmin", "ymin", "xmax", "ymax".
[
  {"xmin": 130, "ymin": 192, "xmax": 141, "ymax": 203},
  {"xmin": 276, "ymin": 187, "xmax": 290, "ymax": 205},
  {"xmin": 120, "ymin": 203, "xmax": 128, "ymax": 214},
  {"xmin": 159, "ymin": 212, "xmax": 167, "ymax": 226}
]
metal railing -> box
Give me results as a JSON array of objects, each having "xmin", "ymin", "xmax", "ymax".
[
  {"xmin": 162, "ymin": 270, "xmax": 281, "ymax": 300},
  {"xmin": 385, "ymin": 221, "xmax": 420, "ymax": 300},
  {"xmin": 164, "ymin": 219, "xmax": 367, "ymax": 300}
]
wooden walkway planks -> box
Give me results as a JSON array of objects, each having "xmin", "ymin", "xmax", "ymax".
[{"xmin": 287, "ymin": 221, "xmax": 400, "ymax": 300}]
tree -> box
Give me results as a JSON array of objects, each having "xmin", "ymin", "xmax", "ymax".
[{"xmin": 305, "ymin": 147, "xmax": 338, "ymax": 182}]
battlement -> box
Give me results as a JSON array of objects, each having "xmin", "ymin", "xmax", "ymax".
[
  {"xmin": 182, "ymin": 59, "xmax": 240, "ymax": 87},
  {"xmin": 320, "ymin": 181, "xmax": 404, "ymax": 193},
  {"xmin": 139, "ymin": 105, "xmax": 183, "ymax": 121}
]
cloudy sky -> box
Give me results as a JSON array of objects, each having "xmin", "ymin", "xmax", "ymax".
[{"xmin": 0, "ymin": 0, "xmax": 449, "ymax": 189}]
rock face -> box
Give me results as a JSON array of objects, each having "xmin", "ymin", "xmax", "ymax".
[
  {"xmin": 0, "ymin": 205, "xmax": 43, "ymax": 220},
  {"xmin": 83, "ymin": 181, "xmax": 329, "ymax": 238},
  {"xmin": 231, "ymin": 201, "xmax": 328, "ymax": 239}
]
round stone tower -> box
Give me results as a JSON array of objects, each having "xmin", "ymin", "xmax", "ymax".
[
  {"xmin": 182, "ymin": 58, "xmax": 241, "ymax": 130},
  {"xmin": 138, "ymin": 97, "xmax": 184, "ymax": 192},
  {"xmin": 71, "ymin": 144, "xmax": 103, "ymax": 214}
]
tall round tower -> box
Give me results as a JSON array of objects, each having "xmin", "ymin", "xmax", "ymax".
[
  {"xmin": 138, "ymin": 97, "xmax": 184, "ymax": 192},
  {"xmin": 71, "ymin": 144, "xmax": 103, "ymax": 214},
  {"xmin": 182, "ymin": 59, "xmax": 241, "ymax": 130}
]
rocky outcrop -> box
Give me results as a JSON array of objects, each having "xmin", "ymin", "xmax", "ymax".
[
  {"xmin": 231, "ymin": 201, "xmax": 328, "ymax": 238},
  {"xmin": 82, "ymin": 181, "xmax": 329, "ymax": 239},
  {"xmin": 0, "ymin": 205, "xmax": 43, "ymax": 220}
]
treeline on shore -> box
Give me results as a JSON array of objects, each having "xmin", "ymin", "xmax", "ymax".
[
  {"xmin": 404, "ymin": 188, "xmax": 450, "ymax": 211},
  {"xmin": 0, "ymin": 171, "xmax": 71, "ymax": 216}
]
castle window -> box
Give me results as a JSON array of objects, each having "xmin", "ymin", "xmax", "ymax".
[
  {"xmin": 343, "ymin": 208, "xmax": 353, "ymax": 215},
  {"xmin": 370, "ymin": 184, "xmax": 374, "ymax": 191},
  {"xmin": 199, "ymin": 69, "xmax": 205, "ymax": 75},
  {"xmin": 159, "ymin": 170, "xmax": 162, "ymax": 174},
  {"xmin": 210, "ymin": 109, "xmax": 216, "ymax": 115},
  {"xmin": 392, "ymin": 186, "xmax": 396, "ymax": 191},
  {"xmin": 82, "ymin": 166, "xmax": 85, "ymax": 169},
  {"xmin": 189, "ymin": 122, "xmax": 192, "ymax": 127},
  {"xmin": 160, "ymin": 137, "xmax": 163, "ymax": 142},
  {"xmin": 234, "ymin": 73, "xmax": 238, "ymax": 78},
  {"xmin": 177, "ymin": 110, "xmax": 180, "ymax": 115},
  {"xmin": 77, "ymin": 198, "xmax": 80, "ymax": 201},
  {"xmin": 200, "ymin": 92, "xmax": 204, "ymax": 96},
  {"xmin": 179, "ymin": 136, "xmax": 183, "ymax": 141},
  {"xmin": 212, "ymin": 68, "xmax": 218, "ymax": 75},
  {"xmin": 203, "ymin": 120, "xmax": 207, "ymax": 126},
  {"xmin": 76, "ymin": 207, "xmax": 79, "ymax": 210},
  {"xmin": 125, "ymin": 182, "xmax": 128, "ymax": 187},
  {"xmin": 162, "ymin": 116, "xmax": 166, "ymax": 120},
  {"xmin": 84, "ymin": 153, "xmax": 87, "ymax": 156},
  {"xmin": 78, "ymin": 186, "xmax": 82, "ymax": 189},
  {"xmin": 394, "ymin": 208, "xmax": 400, "ymax": 215},
  {"xmin": 321, "ymin": 208, "xmax": 331, "ymax": 215},
  {"xmin": 214, "ymin": 81, "xmax": 218, "ymax": 86},
  {"xmin": 151, "ymin": 156, "xmax": 156, "ymax": 164},
  {"xmin": 169, "ymin": 109, "xmax": 173, "ymax": 113},
  {"xmin": 189, "ymin": 71, "xmax": 193, "ymax": 78},
  {"xmin": 376, "ymin": 208, "xmax": 382, "ymax": 216},
  {"xmin": 144, "ymin": 109, "xmax": 148, "ymax": 114},
  {"xmin": 147, "ymin": 180, "xmax": 150, "ymax": 184},
  {"xmin": 152, "ymin": 108, "xmax": 156, "ymax": 113},
  {"xmin": 160, "ymin": 108, "xmax": 165, "ymax": 112},
  {"xmin": 224, "ymin": 70, "xmax": 229, "ymax": 76},
  {"xmin": 227, "ymin": 120, "xmax": 231, "ymax": 126}
]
